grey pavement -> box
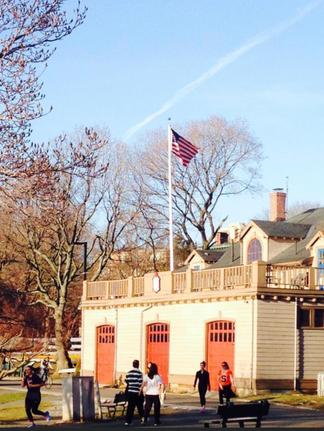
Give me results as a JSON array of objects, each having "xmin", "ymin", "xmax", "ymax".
[{"xmin": 1, "ymin": 381, "xmax": 324, "ymax": 428}]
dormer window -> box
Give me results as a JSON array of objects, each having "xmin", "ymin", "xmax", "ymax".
[{"xmin": 247, "ymin": 238, "xmax": 262, "ymax": 263}]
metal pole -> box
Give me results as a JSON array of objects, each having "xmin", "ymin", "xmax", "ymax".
[
  {"xmin": 168, "ymin": 121, "xmax": 174, "ymax": 272},
  {"xmin": 250, "ymin": 297, "xmax": 255, "ymax": 392}
]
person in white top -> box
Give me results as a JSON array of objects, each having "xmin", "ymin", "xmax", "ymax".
[{"xmin": 141, "ymin": 363, "xmax": 164, "ymax": 426}]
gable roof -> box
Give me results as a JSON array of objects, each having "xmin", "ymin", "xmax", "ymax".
[
  {"xmin": 209, "ymin": 242, "xmax": 241, "ymax": 268},
  {"xmin": 306, "ymin": 230, "xmax": 324, "ymax": 249},
  {"xmin": 185, "ymin": 248, "xmax": 226, "ymax": 265},
  {"xmin": 287, "ymin": 207, "xmax": 324, "ymax": 225},
  {"xmin": 250, "ymin": 220, "xmax": 311, "ymax": 239},
  {"xmin": 258, "ymin": 210, "xmax": 324, "ymax": 264},
  {"xmin": 212, "ymin": 208, "xmax": 324, "ymax": 267}
]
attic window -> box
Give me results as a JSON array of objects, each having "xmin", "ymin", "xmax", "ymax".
[{"xmin": 247, "ymin": 238, "xmax": 262, "ymax": 263}]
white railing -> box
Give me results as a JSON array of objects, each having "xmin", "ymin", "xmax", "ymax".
[
  {"xmin": 85, "ymin": 264, "xmax": 321, "ymax": 301},
  {"xmin": 192, "ymin": 268, "xmax": 222, "ymax": 292},
  {"xmin": 266, "ymin": 265, "xmax": 310, "ymax": 289},
  {"xmin": 172, "ymin": 272, "xmax": 187, "ymax": 293},
  {"xmin": 133, "ymin": 277, "xmax": 144, "ymax": 296}
]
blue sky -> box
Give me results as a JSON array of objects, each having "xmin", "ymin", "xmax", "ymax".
[{"xmin": 32, "ymin": 0, "xmax": 324, "ymax": 223}]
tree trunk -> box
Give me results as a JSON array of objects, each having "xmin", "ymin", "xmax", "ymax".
[{"xmin": 54, "ymin": 309, "xmax": 69, "ymax": 371}]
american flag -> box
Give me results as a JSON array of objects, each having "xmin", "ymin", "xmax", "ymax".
[{"xmin": 171, "ymin": 128, "xmax": 199, "ymax": 167}]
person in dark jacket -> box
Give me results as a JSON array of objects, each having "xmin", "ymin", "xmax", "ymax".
[
  {"xmin": 22, "ymin": 366, "xmax": 51, "ymax": 427},
  {"xmin": 193, "ymin": 361, "xmax": 211, "ymax": 413}
]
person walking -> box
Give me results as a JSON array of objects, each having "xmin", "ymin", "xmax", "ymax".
[
  {"xmin": 218, "ymin": 361, "xmax": 235, "ymax": 405},
  {"xmin": 141, "ymin": 362, "xmax": 163, "ymax": 426},
  {"xmin": 124, "ymin": 359, "xmax": 144, "ymax": 426},
  {"xmin": 193, "ymin": 361, "xmax": 210, "ymax": 413},
  {"xmin": 22, "ymin": 366, "xmax": 51, "ymax": 428}
]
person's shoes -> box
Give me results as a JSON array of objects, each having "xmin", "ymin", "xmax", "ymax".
[
  {"xmin": 27, "ymin": 424, "xmax": 36, "ymax": 429},
  {"xmin": 200, "ymin": 407, "xmax": 206, "ymax": 413},
  {"xmin": 124, "ymin": 423, "xmax": 130, "ymax": 426},
  {"xmin": 44, "ymin": 411, "xmax": 51, "ymax": 422},
  {"xmin": 140, "ymin": 418, "xmax": 145, "ymax": 424}
]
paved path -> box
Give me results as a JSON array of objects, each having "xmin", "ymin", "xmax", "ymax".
[{"xmin": 1, "ymin": 381, "xmax": 324, "ymax": 428}]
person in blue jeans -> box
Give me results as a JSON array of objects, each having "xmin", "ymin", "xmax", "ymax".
[{"xmin": 22, "ymin": 366, "xmax": 51, "ymax": 428}]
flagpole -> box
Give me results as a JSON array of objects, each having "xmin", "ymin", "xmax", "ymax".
[{"xmin": 168, "ymin": 120, "xmax": 174, "ymax": 272}]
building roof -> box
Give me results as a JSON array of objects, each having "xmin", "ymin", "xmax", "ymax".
[
  {"xmin": 185, "ymin": 248, "xmax": 226, "ymax": 265},
  {"xmin": 209, "ymin": 242, "xmax": 241, "ymax": 268},
  {"xmin": 269, "ymin": 208, "xmax": 324, "ymax": 264},
  {"xmin": 250, "ymin": 220, "xmax": 311, "ymax": 239},
  {"xmin": 287, "ymin": 207, "xmax": 324, "ymax": 225},
  {"xmin": 271, "ymin": 223, "xmax": 324, "ymax": 265},
  {"xmin": 195, "ymin": 249, "xmax": 227, "ymax": 263},
  {"xmin": 210, "ymin": 208, "xmax": 324, "ymax": 267}
]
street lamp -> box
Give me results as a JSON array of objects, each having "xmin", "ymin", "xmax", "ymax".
[{"xmin": 74, "ymin": 241, "xmax": 88, "ymax": 281}]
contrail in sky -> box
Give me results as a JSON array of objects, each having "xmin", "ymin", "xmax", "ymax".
[{"xmin": 124, "ymin": 0, "xmax": 322, "ymax": 140}]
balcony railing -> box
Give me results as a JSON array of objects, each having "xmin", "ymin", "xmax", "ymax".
[{"xmin": 84, "ymin": 263, "xmax": 323, "ymax": 301}]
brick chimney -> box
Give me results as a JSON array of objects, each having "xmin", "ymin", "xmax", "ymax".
[
  {"xmin": 270, "ymin": 188, "xmax": 286, "ymax": 222},
  {"xmin": 215, "ymin": 231, "xmax": 229, "ymax": 245}
]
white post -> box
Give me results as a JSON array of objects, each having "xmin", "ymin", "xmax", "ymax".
[
  {"xmin": 168, "ymin": 124, "xmax": 174, "ymax": 272},
  {"xmin": 294, "ymin": 297, "xmax": 297, "ymax": 391}
]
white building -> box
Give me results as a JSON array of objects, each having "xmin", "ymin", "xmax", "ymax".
[{"xmin": 80, "ymin": 191, "xmax": 324, "ymax": 393}]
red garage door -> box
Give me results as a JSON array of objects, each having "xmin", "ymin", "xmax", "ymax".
[
  {"xmin": 146, "ymin": 323, "xmax": 169, "ymax": 385},
  {"xmin": 96, "ymin": 325, "xmax": 115, "ymax": 385},
  {"xmin": 206, "ymin": 320, "xmax": 235, "ymax": 390}
]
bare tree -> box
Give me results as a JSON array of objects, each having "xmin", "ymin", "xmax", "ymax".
[
  {"xmin": 287, "ymin": 201, "xmax": 321, "ymax": 218},
  {"xmin": 0, "ymin": 0, "xmax": 86, "ymax": 180},
  {"xmin": 3, "ymin": 130, "xmax": 138, "ymax": 369},
  {"xmin": 135, "ymin": 116, "xmax": 263, "ymax": 250}
]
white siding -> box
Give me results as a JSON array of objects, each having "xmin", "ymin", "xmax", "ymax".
[
  {"xmin": 81, "ymin": 308, "xmax": 116, "ymax": 374},
  {"xmin": 81, "ymin": 300, "xmax": 255, "ymax": 383}
]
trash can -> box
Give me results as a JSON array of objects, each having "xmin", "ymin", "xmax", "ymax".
[
  {"xmin": 62, "ymin": 375, "xmax": 95, "ymax": 422},
  {"xmin": 317, "ymin": 372, "xmax": 324, "ymax": 396}
]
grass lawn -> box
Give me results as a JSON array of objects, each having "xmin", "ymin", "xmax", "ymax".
[
  {"xmin": 245, "ymin": 392, "xmax": 324, "ymax": 410},
  {"xmin": 0, "ymin": 402, "xmax": 53, "ymax": 422},
  {"xmin": 0, "ymin": 391, "xmax": 55, "ymax": 423},
  {"xmin": 0, "ymin": 392, "xmax": 25, "ymax": 403}
]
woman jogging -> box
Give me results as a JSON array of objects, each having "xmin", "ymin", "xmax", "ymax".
[
  {"xmin": 22, "ymin": 366, "xmax": 51, "ymax": 428},
  {"xmin": 141, "ymin": 362, "xmax": 164, "ymax": 426},
  {"xmin": 218, "ymin": 361, "xmax": 235, "ymax": 405},
  {"xmin": 193, "ymin": 361, "xmax": 210, "ymax": 413}
]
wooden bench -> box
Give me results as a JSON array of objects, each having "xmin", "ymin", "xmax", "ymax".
[
  {"xmin": 98, "ymin": 391, "xmax": 128, "ymax": 419},
  {"xmin": 203, "ymin": 400, "xmax": 270, "ymax": 428}
]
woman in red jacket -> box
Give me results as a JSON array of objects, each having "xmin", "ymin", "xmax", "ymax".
[{"xmin": 218, "ymin": 361, "xmax": 235, "ymax": 405}]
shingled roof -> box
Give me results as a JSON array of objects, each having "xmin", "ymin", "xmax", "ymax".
[
  {"xmin": 209, "ymin": 242, "xmax": 241, "ymax": 268},
  {"xmin": 194, "ymin": 249, "xmax": 227, "ymax": 263},
  {"xmin": 251, "ymin": 220, "xmax": 311, "ymax": 239},
  {"xmin": 211, "ymin": 208, "xmax": 324, "ymax": 267}
]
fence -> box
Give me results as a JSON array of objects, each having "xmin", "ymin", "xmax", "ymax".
[{"xmin": 85, "ymin": 263, "xmax": 321, "ymax": 301}]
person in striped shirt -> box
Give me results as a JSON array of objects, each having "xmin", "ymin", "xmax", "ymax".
[{"xmin": 124, "ymin": 360, "xmax": 144, "ymax": 426}]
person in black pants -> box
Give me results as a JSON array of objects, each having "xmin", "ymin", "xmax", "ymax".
[
  {"xmin": 141, "ymin": 363, "xmax": 164, "ymax": 426},
  {"xmin": 193, "ymin": 361, "xmax": 211, "ymax": 413},
  {"xmin": 22, "ymin": 366, "xmax": 51, "ymax": 427},
  {"xmin": 124, "ymin": 360, "xmax": 144, "ymax": 426}
]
